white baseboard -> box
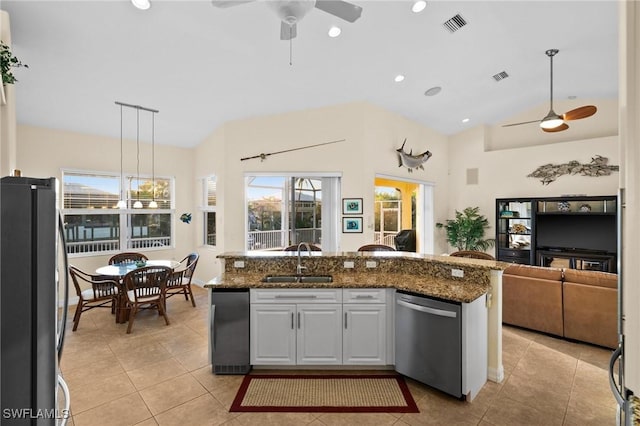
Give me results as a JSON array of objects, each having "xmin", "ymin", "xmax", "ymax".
[{"xmin": 487, "ymin": 366, "xmax": 504, "ymax": 383}]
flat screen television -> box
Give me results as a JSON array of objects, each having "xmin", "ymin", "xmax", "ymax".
[{"xmin": 535, "ymin": 214, "xmax": 617, "ymax": 253}]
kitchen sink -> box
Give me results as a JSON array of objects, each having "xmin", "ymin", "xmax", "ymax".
[{"xmin": 261, "ymin": 274, "xmax": 333, "ymax": 283}]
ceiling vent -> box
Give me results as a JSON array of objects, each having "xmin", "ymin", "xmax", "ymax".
[
  {"xmin": 492, "ymin": 71, "xmax": 509, "ymax": 82},
  {"xmin": 443, "ymin": 14, "xmax": 467, "ymax": 33}
]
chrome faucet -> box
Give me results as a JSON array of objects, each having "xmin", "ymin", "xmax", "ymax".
[{"xmin": 296, "ymin": 242, "xmax": 311, "ymax": 275}]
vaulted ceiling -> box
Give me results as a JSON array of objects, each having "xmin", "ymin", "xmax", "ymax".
[{"xmin": 2, "ymin": 1, "xmax": 619, "ymax": 148}]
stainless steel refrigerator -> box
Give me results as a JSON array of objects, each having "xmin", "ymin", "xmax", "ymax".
[{"xmin": 1, "ymin": 176, "xmax": 70, "ymax": 425}]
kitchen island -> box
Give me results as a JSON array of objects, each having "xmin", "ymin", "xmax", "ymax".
[{"xmin": 205, "ymin": 251, "xmax": 508, "ymax": 399}]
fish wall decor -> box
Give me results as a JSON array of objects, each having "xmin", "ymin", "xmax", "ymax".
[
  {"xmin": 527, "ymin": 155, "xmax": 619, "ymax": 185},
  {"xmin": 396, "ymin": 139, "xmax": 432, "ymax": 172}
]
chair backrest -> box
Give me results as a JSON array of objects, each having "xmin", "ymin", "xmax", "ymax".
[
  {"xmin": 283, "ymin": 243, "xmax": 322, "ymax": 252},
  {"xmin": 449, "ymin": 250, "xmax": 496, "ymax": 260},
  {"xmin": 357, "ymin": 244, "xmax": 396, "ymax": 252},
  {"xmin": 108, "ymin": 252, "xmax": 148, "ymax": 265},
  {"xmin": 122, "ymin": 266, "xmax": 171, "ymax": 302},
  {"xmin": 69, "ymin": 265, "xmax": 119, "ymax": 300}
]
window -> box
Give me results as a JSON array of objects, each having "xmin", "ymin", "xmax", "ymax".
[
  {"xmin": 203, "ymin": 176, "xmax": 217, "ymax": 246},
  {"xmin": 62, "ymin": 170, "xmax": 174, "ymax": 255},
  {"xmin": 245, "ymin": 174, "xmax": 340, "ymax": 251}
]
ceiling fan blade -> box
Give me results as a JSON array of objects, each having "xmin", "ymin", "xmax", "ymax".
[
  {"xmin": 211, "ymin": 0, "xmax": 255, "ymax": 7},
  {"xmin": 501, "ymin": 119, "xmax": 541, "ymax": 127},
  {"xmin": 281, "ymin": 21, "xmax": 297, "ymax": 40},
  {"xmin": 563, "ymin": 105, "xmax": 597, "ymax": 121},
  {"xmin": 314, "ymin": 0, "xmax": 363, "ymax": 23},
  {"xmin": 542, "ymin": 123, "xmax": 569, "ymax": 133}
]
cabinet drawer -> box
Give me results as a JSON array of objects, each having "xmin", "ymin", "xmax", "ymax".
[
  {"xmin": 343, "ymin": 288, "xmax": 386, "ymax": 303},
  {"xmin": 499, "ymin": 249, "xmax": 529, "ymax": 259},
  {"xmin": 250, "ymin": 288, "xmax": 342, "ymax": 304}
]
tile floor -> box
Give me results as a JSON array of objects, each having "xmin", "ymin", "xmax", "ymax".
[{"xmin": 61, "ymin": 285, "xmax": 618, "ymax": 425}]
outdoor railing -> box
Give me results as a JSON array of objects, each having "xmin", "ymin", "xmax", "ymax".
[
  {"xmin": 66, "ymin": 236, "xmax": 170, "ymax": 254},
  {"xmin": 248, "ymin": 228, "xmax": 321, "ymax": 250},
  {"xmin": 374, "ymin": 232, "xmax": 397, "ymax": 247}
]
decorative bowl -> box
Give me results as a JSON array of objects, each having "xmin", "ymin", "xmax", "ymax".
[
  {"xmin": 557, "ymin": 201, "xmax": 571, "ymax": 212},
  {"xmin": 135, "ymin": 260, "xmax": 146, "ymax": 267},
  {"xmin": 579, "ymin": 204, "xmax": 592, "ymax": 212}
]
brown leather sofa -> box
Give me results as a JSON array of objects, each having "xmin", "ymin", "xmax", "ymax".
[{"xmin": 502, "ymin": 264, "xmax": 618, "ymax": 349}]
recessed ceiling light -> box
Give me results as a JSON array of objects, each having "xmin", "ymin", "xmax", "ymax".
[
  {"xmin": 462, "ymin": 118, "xmax": 470, "ymax": 123},
  {"xmin": 394, "ymin": 74, "xmax": 405, "ymax": 83},
  {"xmin": 328, "ymin": 26, "xmax": 341, "ymax": 37},
  {"xmin": 412, "ymin": 1, "xmax": 427, "ymax": 13},
  {"xmin": 568, "ymin": 95, "xmax": 577, "ymax": 100},
  {"xmin": 424, "ymin": 86, "xmax": 442, "ymax": 96},
  {"xmin": 131, "ymin": 0, "xmax": 150, "ymax": 10}
]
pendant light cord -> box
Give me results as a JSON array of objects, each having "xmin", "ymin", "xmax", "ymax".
[
  {"xmin": 136, "ymin": 108, "xmax": 140, "ymax": 202},
  {"xmin": 151, "ymin": 112, "xmax": 155, "ymax": 202},
  {"xmin": 120, "ymin": 104, "xmax": 124, "ymax": 204}
]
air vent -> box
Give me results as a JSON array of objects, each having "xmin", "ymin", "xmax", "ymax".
[
  {"xmin": 493, "ymin": 71, "xmax": 509, "ymax": 82},
  {"xmin": 443, "ymin": 14, "xmax": 467, "ymax": 33}
]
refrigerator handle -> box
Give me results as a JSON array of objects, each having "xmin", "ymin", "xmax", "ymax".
[
  {"xmin": 57, "ymin": 374, "xmax": 71, "ymax": 426},
  {"xmin": 211, "ymin": 305, "xmax": 216, "ymax": 351},
  {"xmin": 57, "ymin": 213, "xmax": 70, "ymax": 362},
  {"xmin": 609, "ymin": 346, "xmax": 625, "ymax": 407}
]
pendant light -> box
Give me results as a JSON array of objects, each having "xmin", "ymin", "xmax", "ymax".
[
  {"xmin": 148, "ymin": 111, "xmax": 158, "ymax": 209},
  {"xmin": 116, "ymin": 104, "xmax": 127, "ymax": 209},
  {"xmin": 133, "ymin": 107, "xmax": 143, "ymax": 209}
]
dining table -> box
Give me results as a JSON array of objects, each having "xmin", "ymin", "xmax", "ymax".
[{"xmin": 96, "ymin": 260, "xmax": 182, "ymax": 324}]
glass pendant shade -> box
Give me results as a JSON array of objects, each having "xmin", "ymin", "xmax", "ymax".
[
  {"xmin": 116, "ymin": 200, "xmax": 127, "ymax": 209},
  {"xmin": 148, "ymin": 200, "xmax": 158, "ymax": 209},
  {"xmin": 133, "ymin": 200, "xmax": 143, "ymax": 209}
]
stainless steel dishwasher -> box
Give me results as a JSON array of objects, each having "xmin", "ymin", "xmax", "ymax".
[
  {"xmin": 210, "ymin": 288, "xmax": 251, "ymax": 374},
  {"xmin": 395, "ymin": 290, "xmax": 463, "ymax": 398}
]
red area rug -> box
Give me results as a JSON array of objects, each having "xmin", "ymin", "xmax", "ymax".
[{"xmin": 229, "ymin": 374, "xmax": 419, "ymax": 413}]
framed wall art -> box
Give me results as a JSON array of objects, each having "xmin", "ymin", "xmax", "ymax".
[
  {"xmin": 342, "ymin": 198, "xmax": 363, "ymax": 215},
  {"xmin": 342, "ymin": 217, "xmax": 363, "ymax": 233}
]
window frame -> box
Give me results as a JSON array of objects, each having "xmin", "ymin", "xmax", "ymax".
[
  {"xmin": 61, "ymin": 168, "xmax": 175, "ymax": 257},
  {"xmin": 202, "ymin": 175, "xmax": 217, "ymax": 247}
]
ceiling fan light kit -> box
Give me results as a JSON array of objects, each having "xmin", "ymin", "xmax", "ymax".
[{"xmin": 502, "ymin": 48, "xmax": 597, "ymax": 133}]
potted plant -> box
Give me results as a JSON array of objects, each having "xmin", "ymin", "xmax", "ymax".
[
  {"xmin": 1, "ymin": 41, "xmax": 28, "ymax": 85},
  {"xmin": 436, "ymin": 206, "xmax": 495, "ymax": 251}
]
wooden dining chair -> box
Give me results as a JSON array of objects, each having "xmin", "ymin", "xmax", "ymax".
[
  {"xmin": 108, "ymin": 252, "xmax": 148, "ymax": 265},
  {"xmin": 283, "ymin": 243, "xmax": 322, "ymax": 251},
  {"xmin": 449, "ymin": 250, "xmax": 496, "ymax": 260},
  {"xmin": 121, "ymin": 265, "xmax": 171, "ymax": 334},
  {"xmin": 68, "ymin": 265, "xmax": 119, "ymax": 331},
  {"xmin": 357, "ymin": 244, "xmax": 396, "ymax": 252},
  {"xmin": 166, "ymin": 252, "xmax": 199, "ymax": 307}
]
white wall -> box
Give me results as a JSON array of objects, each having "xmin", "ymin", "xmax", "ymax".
[
  {"xmin": 447, "ymin": 125, "xmax": 619, "ymax": 255},
  {"xmin": 15, "ymin": 125, "xmax": 196, "ymax": 280},
  {"xmin": 193, "ymin": 101, "xmax": 451, "ymax": 280}
]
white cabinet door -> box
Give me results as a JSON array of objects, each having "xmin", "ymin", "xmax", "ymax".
[
  {"xmin": 297, "ymin": 304, "xmax": 343, "ymax": 365},
  {"xmin": 251, "ymin": 304, "xmax": 296, "ymax": 365},
  {"xmin": 343, "ymin": 304, "xmax": 386, "ymax": 365}
]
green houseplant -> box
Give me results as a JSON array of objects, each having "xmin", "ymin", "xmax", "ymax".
[
  {"xmin": 436, "ymin": 206, "xmax": 495, "ymax": 251},
  {"xmin": 1, "ymin": 41, "xmax": 28, "ymax": 85}
]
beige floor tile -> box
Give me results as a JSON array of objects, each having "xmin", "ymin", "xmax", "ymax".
[
  {"xmin": 127, "ymin": 357, "xmax": 188, "ymax": 390},
  {"xmin": 113, "ymin": 342, "xmax": 174, "ymax": 372},
  {"xmin": 158, "ymin": 329, "xmax": 207, "ymax": 356},
  {"xmin": 62, "ymin": 353, "xmax": 126, "ymax": 390},
  {"xmin": 578, "ymin": 344, "xmax": 615, "ymax": 370},
  {"xmin": 60, "ymin": 341, "xmax": 115, "ymax": 372},
  {"xmin": 134, "ymin": 418, "xmax": 159, "ymax": 426},
  {"xmin": 139, "ymin": 373, "xmax": 207, "ymax": 415},
  {"xmin": 154, "ymin": 393, "xmax": 238, "ymax": 426},
  {"xmin": 174, "ymin": 346, "xmax": 210, "ymax": 372},
  {"xmin": 232, "ymin": 412, "xmax": 319, "ymax": 425},
  {"xmin": 481, "ymin": 393, "xmax": 565, "ymax": 426},
  {"xmin": 563, "ymin": 391, "xmax": 618, "ymax": 426},
  {"xmin": 498, "ymin": 370, "xmax": 571, "ymax": 416},
  {"xmin": 315, "ymin": 412, "xmax": 399, "ymax": 425},
  {"xmin": 570, "ymin": 360, "xmax": 617, "ymax": 408},
  {"xmin": 399, "ymin": 390, "xmax": 482, "ymax": 426},
  {"xmin": 72, "ymin": 392, "xmax": 152, "ymax": 426},
  {"xmin": 70, "ymin": 372, "xmax": 137, "ymax": 414}
]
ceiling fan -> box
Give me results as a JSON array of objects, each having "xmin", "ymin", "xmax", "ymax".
[
  {"xmin": 503, "ymin": 49, "xmax": 597, "ymax": 133},
  {"xmin": 211, "ymin": 0, "xmax": 363, "ymax": 40}
]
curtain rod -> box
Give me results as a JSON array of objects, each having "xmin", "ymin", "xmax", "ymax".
[{"xmin": 114, "ymin": 101, "xmax": 159, "ymax": 113}]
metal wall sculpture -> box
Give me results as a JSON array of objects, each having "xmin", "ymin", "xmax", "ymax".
[{"xmin": 527, "ymin": 155, "xmax": 619, "ymax": 185}]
